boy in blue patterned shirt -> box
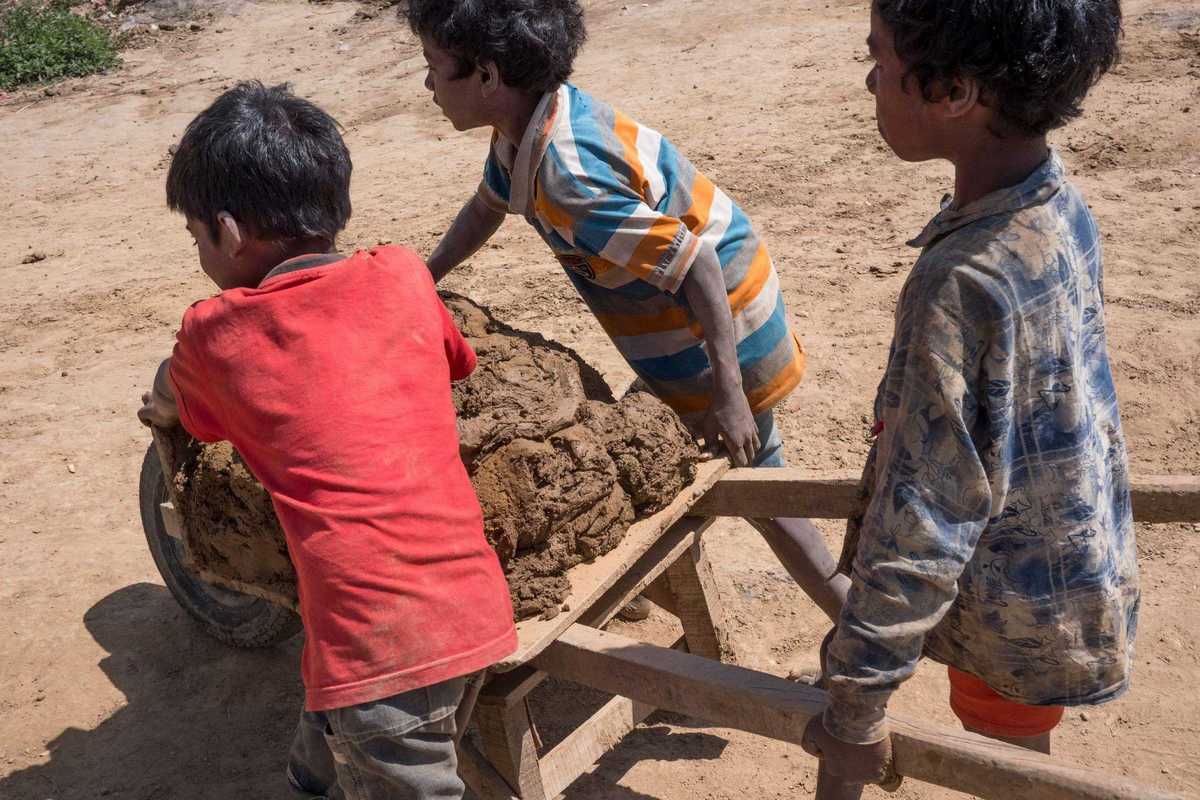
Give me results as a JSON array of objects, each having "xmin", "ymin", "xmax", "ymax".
[{"xmin": 801, "ymin": 0, "xmax": 1139, "ymax": 795}]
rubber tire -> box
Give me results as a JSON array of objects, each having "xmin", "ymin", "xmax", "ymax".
[{"xmin": 138, "ymin": 442, "xmax": 302, "ymax": 648}]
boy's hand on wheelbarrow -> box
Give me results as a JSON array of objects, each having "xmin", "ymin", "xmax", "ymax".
[
  {"xmin": 138, "ymin": 390, "xmax": 179, "ymax": 428},
  {"xmin": 802, "ymin": 715, "xmax": 894, "ymax": 786},
  {"xmin": 702, "ymin": 382, "xmax": 760, "ymax": 467},
  {"xmin": 137, "ymin": 358, "xmax": 180, "ymax": 429}
]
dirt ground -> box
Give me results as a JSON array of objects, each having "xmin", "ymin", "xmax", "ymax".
[{"xmin": 1, "ymin": 0, "xmax": 1198, "ymax": 798}]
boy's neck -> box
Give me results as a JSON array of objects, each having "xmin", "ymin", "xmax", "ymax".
[
  {"xmin": 493, "ymin": 89, "xmax": 545, "ymax": 147},
  {"xmin": 241, "ymin": 237, "xmax": 337, "ymax": 287},
  {"xmin": 950, "ymin": 134, "xmax": 1049, "ymax": 210}
]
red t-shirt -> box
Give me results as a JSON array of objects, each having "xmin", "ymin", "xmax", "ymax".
[{"xmin": 169, "ymin": 246, "xmax": 517, "ymax": 711}]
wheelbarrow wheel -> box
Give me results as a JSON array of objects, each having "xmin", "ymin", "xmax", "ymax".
[{"xmin": 139, "ymin": 443, "xmax": 302, "ymax": 648}]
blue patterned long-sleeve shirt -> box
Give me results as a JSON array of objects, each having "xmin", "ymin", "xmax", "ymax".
[{"xmin": 824, "ymin": 153, "xmax": 1140, "ymax": 744}]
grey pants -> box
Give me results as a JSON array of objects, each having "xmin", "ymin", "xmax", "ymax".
[{"xmin": 287, "ymin": 676, "xmax": 467, "ymax": 800}]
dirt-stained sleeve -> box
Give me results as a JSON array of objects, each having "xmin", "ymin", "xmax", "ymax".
[
  {"xmin": 167, "ymin": 303, "xmax": 227, "ymax": 443},
  {"xmin": 823, "ymin": 265, "xmax": 1004, "ymax": 744}
]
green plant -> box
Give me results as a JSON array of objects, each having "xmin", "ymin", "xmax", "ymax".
[{"xmin": 0, "ymin": 1, "xmax": 119, "ymax": 91}]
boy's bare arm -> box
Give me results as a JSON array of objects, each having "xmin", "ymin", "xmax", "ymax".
[
  {"xmin": 137, "ymin": 357, "xmax": 180, "ymax": 429},
  {"xmin": 681, "ymin": 248, "xmax": 759, "ymax": 467},
  {"xmin": 427, "ymin": 195, "xmax": 506, "ymax": 283}
]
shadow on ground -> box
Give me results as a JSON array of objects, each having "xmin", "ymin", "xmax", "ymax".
[
  {"xmin": 561, "ymin": 718, "xmax": 729, "ymax": 800},
  {"xmin": 5, "ymin": 584, "xmax": 729, "ymax": 800},
  {"xmin": 0, "ymin": 582, "xmax": 303, "ymax": 800},
  {"xmin": 530, "ymin": 678, "xmax": 730, "ymax": 800}
]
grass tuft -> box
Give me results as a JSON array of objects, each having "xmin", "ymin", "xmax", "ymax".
[{"xmin": 0, "ymin": 1, "xmax": 119, "ymax": 91}]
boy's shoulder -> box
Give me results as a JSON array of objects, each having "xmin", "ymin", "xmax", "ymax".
[
  {"xmin": 178, "ymin": 291, "xmax": 227, "ymax": 339},
  {"xmin": 535, "ymin": 83, "xmax": 694, "ymax": 199},
  {"xmin": 179, "ymin": 245, "xmax": 432, "ymax": 338},
  {"xmin": 913, "ymin": 156, "xmax": 1096, "ymax": 292},
  {"xmin": 537, "ymin": 83, "xmax": 661, "ymax": 166},
  {"xmin": 355, "ymin": 244, "xmax": 431, "ymax": 284}
]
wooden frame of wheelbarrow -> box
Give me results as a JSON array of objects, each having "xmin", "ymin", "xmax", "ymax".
[{"xmin": 151, "ymin": 429, "xmax": 1198, "ymax": 800}]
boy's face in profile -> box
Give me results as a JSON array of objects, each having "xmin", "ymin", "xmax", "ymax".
[
  {"xmin": 866, "ymin": 8, "xmax": 936, "ymax": 162},
  {"xmin": 420, "ymin": 36, "xmax": 489, "ymax": 132}
]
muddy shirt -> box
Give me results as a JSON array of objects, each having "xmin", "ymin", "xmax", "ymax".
[
  {"xmin": 477, "ymin": 83, "xmax": 805, "ymax": 421},
  {"xmin": 824, "ymin": 154, "xmax": 1140, "ymax": 743},
  {"xmin": 169, "ymin": 246, "xmax": 517, "ymax": 711}
]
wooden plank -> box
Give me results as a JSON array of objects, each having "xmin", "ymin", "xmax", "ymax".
[
  {"xmin": 455, "ymin": 671, "xmax": 488, "ymax": 746},
  {"xmin": 497, "ymin": 459, "xmax": 729, "ymax": 670},
  {"xmin": 159, "ymin": 501, "xmax": 183, "ymax": 540},
  {"xmin": 151, "ymin": 426, "xmax": 209, "ymax": 581},
  {"xmin": 536, "ymin": 624, "xmax": 1184, "ymax": 800},
  {"xmin": 691, "ymin": 470, "xmax": 858, "ymax": 519},
  {"xmin": 578, "ymin": 516, "xmax": 711, "ymax": 629},
  {"xmin": 639, "ymin": 573, "xmax": 677, "ymax": 615},
  {"xmin": 1131, "ymin": 476, "xmax": 1200, "ymax": 524},
  {"xmin": 694, "ymin": 469, "xmax": 1200, "ymax": 523},
  {"xmin": 538, "ymin": 637, "xmax": 682, "ymax": 798},
  {"xmin": 537, "ymin": 624, "xmax": 826, "ymax": 751},
  {"xmin": 478, "ymin": 666, "xmax": 547, "ymax": 710},
  {"xmin": 886, "ymin": 716, "xmax": 1172, "ymax": 800},
  {"xmin": 664, "ymin": 539, "xmax": 732, "ymax": 662},
  {"xmin": 457, "ymin": 739, "xmax": 520, "ymax": 800},
  {"xmin": 540, "ymin": 636, "xmax": 686, "ymax": 797},
  {"xmin": 194, "ymin": 569, "xmax": 300, "ymax": 612},
  {"xmin": 150, "ymin": 426, "xmax": 188, "ymax": 507},
  {"xmin": 474, "ymin": 702, "xmax": 548, "ymax": 799},
  {"xmin": 479, "ymin": 516, "xmax": 711, "ymax": 713},
  {"xmin": 540, "ymin": 693, "xmax": 656, "ymax": 797}
]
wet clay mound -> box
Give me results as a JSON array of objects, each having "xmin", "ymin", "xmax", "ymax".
[
  {"xmin": 472, "ymin": 390, "xmax": 701, "ymax": 620},
  {"xmin": 445, "ymin": 292, "xmax": 614, "ymax": 466},
  {"xmin": 173, "ymin": 441, "xmax": 294, "ymax": 599},
  {"xmin": 174, "ymin": 293, "xmax": 701, "ymax": 621},
  {"xmin": 580, "ymin": 392, "xmax": 703, "ymax": 515}
]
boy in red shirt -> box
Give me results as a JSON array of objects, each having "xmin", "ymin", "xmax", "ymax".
[{"xmin": 137, "ymin": 81, "xmax": 516, "ymax": 800}]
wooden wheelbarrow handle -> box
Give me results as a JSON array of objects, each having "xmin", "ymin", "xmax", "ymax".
[
  {"xmin": 454, "ymin": 670, "xmax": 488, "ymax": 746},
  {"xmin": 150, "ymin": 425, "xmax": 187, "ymax": 506},
  {"xmin": 536, "ymin": 624, "xmax": 1184, "ymax": 800}
]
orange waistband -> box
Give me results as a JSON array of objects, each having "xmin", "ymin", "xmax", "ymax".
[{"xmin": 947, "ymin": 667, "xmax": 1065, "ymax": 738}]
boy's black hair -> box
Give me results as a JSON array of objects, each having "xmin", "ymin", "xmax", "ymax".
[
  {"xmin": 874, "ymin": 0, "xmax": 1122, "ymax": 136},
  {"xmin": 402, "ymin": 0, "xmax": 586, "ymax": 95},
  {"xmin": 166, "ymin": 81, "xmax": 352, "ymax": 242}
]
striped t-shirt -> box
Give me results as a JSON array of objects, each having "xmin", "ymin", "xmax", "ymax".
[{"xmin": 476, "ymin": 83, "xmax": 805, "ymax": 420}]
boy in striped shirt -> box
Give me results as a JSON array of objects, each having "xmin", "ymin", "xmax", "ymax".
[{"xmin": 403, "ymin": 0, "xmax": 850, "ymax": 621}]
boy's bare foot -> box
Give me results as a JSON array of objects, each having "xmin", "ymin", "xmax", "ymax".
[
  {"xmin": 788, "ymin": 627, "xmax": 836, "ymax": 686},
  {"xmin": 617, "ymin": 595, "xmax": 653, "ymax": 621},
  {"xmin": 787, "ymin": 662, "xmax": 825, "ymax": 690},
  {"xmin": 785, "ymin": 664, "xmax": 822, "ymax": 686}
]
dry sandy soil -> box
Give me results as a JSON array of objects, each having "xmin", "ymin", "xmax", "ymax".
[{"xmin": 2, "ymin": 0, "xmax": 1198, "ymax": 798}]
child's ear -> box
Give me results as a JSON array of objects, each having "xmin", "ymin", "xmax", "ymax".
[
  {"xmin": 479, "ymin": 61, "xmax": 501, "ymax": 98},
  {"xmin": 942, "ymin": 76, "xmax": 981, "ymax": 119},
  {"xmin": 216, "ymin": 211, "xmax": 246, "ymax": 257}
]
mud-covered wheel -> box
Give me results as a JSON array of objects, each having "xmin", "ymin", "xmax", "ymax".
[{"xmin": 138, "ymin": 442, "xmax": 302, "ymax": 648}]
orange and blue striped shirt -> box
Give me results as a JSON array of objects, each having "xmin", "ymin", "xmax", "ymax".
[{"xmin": 477, "ymin": 83, "xmax": 805, "ymax": 420}]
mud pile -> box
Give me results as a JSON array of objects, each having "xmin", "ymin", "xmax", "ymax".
[
  {"xmin": 174, "ymin": 293, "xmax": 701, "ymax": 621},
  {"xmin": 174, "ymin": 441, "xmax": 293, "ymax": 599}
]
